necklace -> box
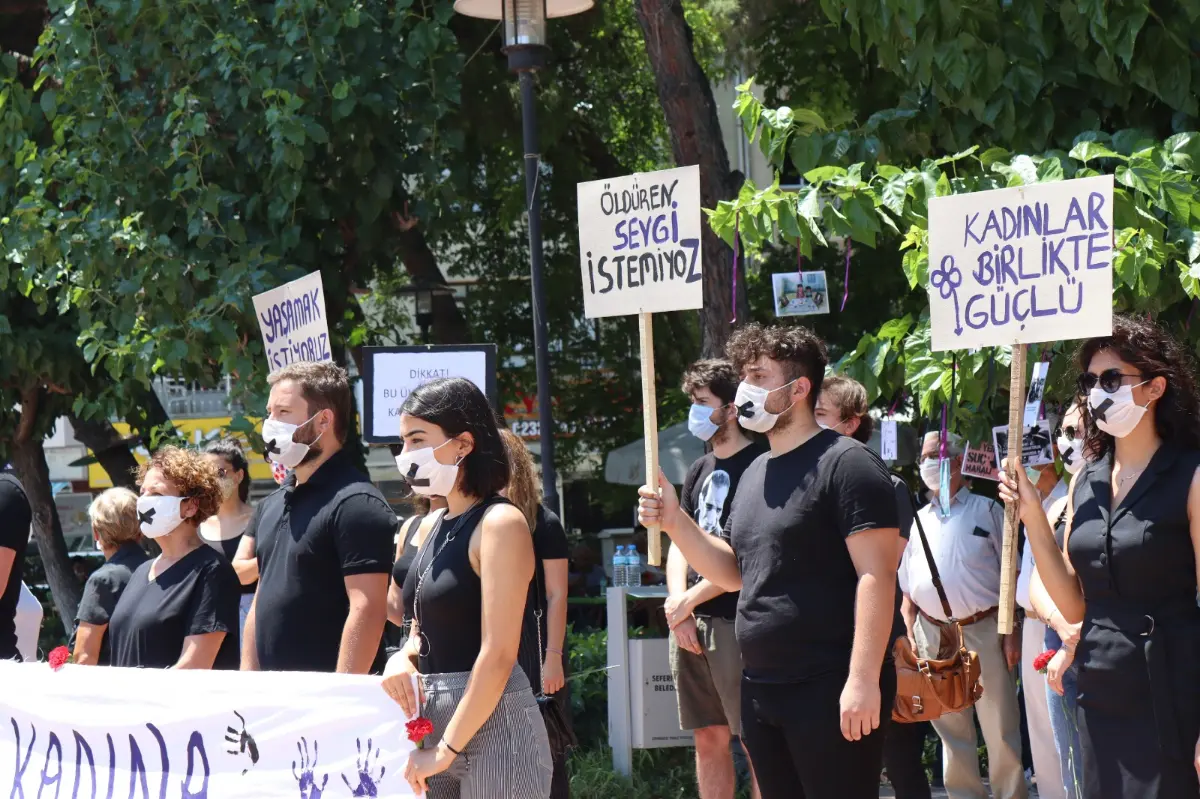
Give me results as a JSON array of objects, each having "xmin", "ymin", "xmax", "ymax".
[{"xmin": 411, "ymin": 499, "xmax": 483, "ymax": 657}]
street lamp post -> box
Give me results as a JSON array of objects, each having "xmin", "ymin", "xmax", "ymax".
[
  {"xmin": 393, "ymin": 281, "xmax": 454, "ymax": 344},
  {"xmin": 454, "ymin": 0, "xmax": 593, "ymax": 515}
]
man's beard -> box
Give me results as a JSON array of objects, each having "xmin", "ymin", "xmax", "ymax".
[
  {"xmin": 711, "ymin": 419, "xmax": 735, "ymax": 447},
  {"xmin": 766, "ymin": 398, "xmax": 798, "ymax": 435},
  {"xmin": 298, "ymin": 438, "xmax": 323, "ymax": 465}
]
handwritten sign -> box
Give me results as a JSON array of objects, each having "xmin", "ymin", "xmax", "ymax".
[
  {"xmin": 1024, "ymin": 360, "xmax": 1050, "ymax": 427},
  {"xmin": 0, "ymin": 662, "xmax": 415, "ymax": 798},
  {"xmin": 361, "ymin": 345, "xmax": 497, "ymax": 444},
  {"xmin": 962, "ymin": 441, "xmax": 1000, "ymax": 481},
  {"xmin": 773, "ymin": 271, "xmax": 830, "ymax": 317},
  {"xmin": 928, "ymin": 175, "xmax": 1114, "ymax": 351},
  {"xmin": 576, "ymin": 165, "xmax": 703, "ymax": 318},
  {"xmin": 880, "ymin": 419, "xmax": 898, "ymax": 461},
  {"xmin": 992, "ymin": 420, "xmax": 1054, "ymax": 471},
  {"xmin": 252, "ymin": 272, "xmax": 332, "ymax": 373}
]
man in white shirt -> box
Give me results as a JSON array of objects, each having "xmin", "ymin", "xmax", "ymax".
[
  {"xmin": 1014, "ymin": 418, "xmax": 1070, "ymax": 799},
  {"xmin": 899, "ymin": 432, "xmax": 1027, "ymax": 799}
]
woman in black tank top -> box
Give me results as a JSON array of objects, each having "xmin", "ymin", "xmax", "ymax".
[
  {"xmin": 381, "ymin": 377, "xmax": 551, "ymax": 799},
  {"xmin": 387, "ymin": 496, "xmax": 449, "ymax": 645}
]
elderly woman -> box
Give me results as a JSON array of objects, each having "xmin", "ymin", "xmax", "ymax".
[
  {"xmin": 108, "ymin": 446, "xmax": 241, "ymax": 670},
  {"xmin": 71, "ymin": 488, "xmax": 149, "ymax": 665}
]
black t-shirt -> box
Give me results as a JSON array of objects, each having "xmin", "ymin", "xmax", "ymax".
[
  {"xmin": 74, "ymin": 542, "xmax": 149, "ymax": 665},
  {"xmin": 518, "ymin": 504, "xmax": 570, "ymax": 686},
  {"xmin": 108, "ymin": 545, "xmax": 240, "ymax": 669},
  {"xmin": 723, "ymin": 429, "xmax": 901, "ymax": 682},
  {"xmin": 679, "ymin": 441, "xmax": 768, "ymax": 619},
  {"xmin": 0, "ymin": 474, "xmax": 32, "ymax": 661},
  {"xmin": 253, "ymin": 451, "xmax": 396, "ymax": 672}
]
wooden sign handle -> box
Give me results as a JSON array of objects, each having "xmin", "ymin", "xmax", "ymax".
[
  {"xmin": 639, "ymin": 312, "xmax": 662, "ymax": 567},
  {"xmin": 998, "ymin": 341, "xmax": 1026, "ymax": 634}
]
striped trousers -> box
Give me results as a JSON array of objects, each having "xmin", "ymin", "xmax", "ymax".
[{"xmin": 421, "ymin": 665, "xmax": 553, "ymax": 799}]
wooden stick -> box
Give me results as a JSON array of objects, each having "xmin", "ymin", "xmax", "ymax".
[
  {"xmin": 639, "ymin": 312, "xmax": 662, "ymax": 566},
  {"xmin": 998, "ymin": 340, "xmax": 1026, "ymax": 634}
]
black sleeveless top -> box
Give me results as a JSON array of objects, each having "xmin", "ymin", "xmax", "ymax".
[
  {"xmin": 402, "ymin": 497, "xmax": 524, "ymax": 674},
  {"xmin": 1067, "ymin": 444, "xmax": 1200, "ymax": 756},
  {"xmin": 390, "ymin": 514, "xmax": 425, "ymax": 592}
]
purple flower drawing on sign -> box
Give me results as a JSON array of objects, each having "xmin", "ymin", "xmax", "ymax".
[
  {"xmin": 931, "ymin": 255, "xmax": 964, "ymax": 335},
  {"xmin": 293, "ymin": 737, "xmax": 329, "ymax": 799},
  {"xmin": 342, "ymin": 738, "xmax": 386, "ymax": 797}
]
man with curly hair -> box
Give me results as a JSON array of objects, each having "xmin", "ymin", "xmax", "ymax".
[{"xmin": 639, "ymin": 323, "xmax": 901, "ymax": 799}]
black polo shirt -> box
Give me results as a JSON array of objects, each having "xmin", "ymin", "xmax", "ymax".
[
  {"xmin": 0, "ymin": 474, "xmax": 31, "ymax": 662},
  {"xmin": 251, "ymin": 450, "xmax": 397, "ymax": 671}
]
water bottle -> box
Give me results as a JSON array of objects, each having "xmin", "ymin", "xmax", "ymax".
[
  {"xmin": 611, "ymin": 546, "xmax": 626, "ymax": 588},
  {"xmin": 628, "ymin": 547, "xmax": 643, "ymax": 587}
]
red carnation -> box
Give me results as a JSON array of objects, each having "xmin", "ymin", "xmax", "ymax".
[
  {"xmin": 48, "ymin": 646, "xmax": 71, "ymax": 671},
  {"xmin": 1033, "ymin": 649, "xmax": 1057, "ymax": 673},
  {"xmin": 405, "ymin": 716, "xmax": 434, "ymax": 744}
]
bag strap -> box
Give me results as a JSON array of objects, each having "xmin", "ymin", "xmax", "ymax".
[
  {"xmin": 528, "ymin": 506, "xmax": 549, "ymax": 700},
  {"xmin": 904, "ymin": 486, "xmax": 957, "ymax": 622}
]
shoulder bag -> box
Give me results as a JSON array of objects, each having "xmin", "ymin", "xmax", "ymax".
[
  {"xmin": 892, "ymin": 488, "xmax": 985, "ymax": 723},
  {"xmin": 530, "ymin": 512, "xmax": 578, "ymax": 757}
]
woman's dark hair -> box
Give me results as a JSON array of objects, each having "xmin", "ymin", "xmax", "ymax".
[
  {"xmin": 401, "ymin": 377, "xmax": 510, "ymax": 498},
  {"xmin": 203, "ymin": 438, "xmax": 251, "ymax": 502},
  {"xmin": 1076, "ymin": 313, "xmax": 1200, "ymax": 458}
]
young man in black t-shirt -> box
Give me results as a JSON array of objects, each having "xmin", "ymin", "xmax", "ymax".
[
  {"xmin": 0, "ymin": 472, "xmax": 31, "ymax": 662},
  {"xmin": 667, "ymin": 359, "xmax": 766, "ymax": 798},
  {"xmin": 640, "ymin": 324, "xmax": 901, "ymax": 799}
]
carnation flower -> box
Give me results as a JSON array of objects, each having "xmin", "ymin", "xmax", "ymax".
[
  {"xmin": 405, "ymin": 717, "xmax": 434, "ymax": 744},
  {"xmin": 48, "ymin": 646, "xmax": 72, "ymax": 671},
  {"xmin": 1033, "ymin": 649, "xmax": 1057, "ymax": 673}
]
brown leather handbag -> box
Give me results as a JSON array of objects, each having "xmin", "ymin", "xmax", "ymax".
[{"xmin": 892, "ymin": 490, "xmax": 984, "ymax": 723}]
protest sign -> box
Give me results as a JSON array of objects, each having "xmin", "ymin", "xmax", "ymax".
[
  {"xmin": 578, "ymin": 165, "xmax": 704, "ymax": 564},
  {"xmin": 576, "ymin": 165, "xmax": 703, "ymax": 319},
  {"xmin": 362, "ymin": 345, "xmax": 497, "ymax": 444},
  {"xmin": 991, "ymin": 420, "xmax": 1054, "ymax": 471},
  {"xmin": 1024, "ymin": 360, "xmax": 1050, "ymax": 427},
  {"xmin": 772, "ymin": 271, "xmax": 830, "ymax": 317},
  {"xmin": 927, "ymin": 175, "xmax": 1114, "ymax": 352},
  {"xmin": 252, "ymin": 272, "xmax": 332, "ymax": 374},
  {"xmin": 880, "ymin": 419, "xmax": 898, "ymax": 462},
  {"xmin": 962, "ymin": 441, "xmax": 1000, "ymax": 481},
  {"xmin": 0, "ymin": 662, "xmax": 415, "ymax": 799}
]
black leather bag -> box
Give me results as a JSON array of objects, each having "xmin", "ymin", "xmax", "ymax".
[{"xmin": 531, "ymin": 531, "xmax": 578, "ymax": 757}]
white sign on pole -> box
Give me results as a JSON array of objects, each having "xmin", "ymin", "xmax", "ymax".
[
  {"xmin": 1024, "ymin": 360, "xmax": 1050, "ymax": 427},
  {"xmin": 927, "ymin": 175, "xmax": 1114, "ymax": 352},
  {"xmin": 252, "ymin": 272, "xmax": 332, "ymax": 374},
  {"xmin": 0, "ymin": 662, "xmax": 415, "ymax": 798},
  {"xmin": 880, "ymin": 419, "xmax": 898, "ymax": 461},
  {"xmin": 576, "ymin": 165, "xmax": 703, "ymax": 319},
  {"xmin": 361, "ymin": 345, "xmax": 497, "ymax": 443},
  {"xmin": 991, "ymin": 420, "xmax": 1054, "ymax": 471}
]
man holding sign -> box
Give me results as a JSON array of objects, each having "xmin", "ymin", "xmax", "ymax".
[{"xmin": 639, "ymin": 324, "xmax": 901, "ymax": 799}]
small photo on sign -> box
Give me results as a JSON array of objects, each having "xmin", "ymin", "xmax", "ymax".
[
  {"xmin": 991, "ymin": 420, "xmax": 1054, "ymax": 472},
  {"xmin": 772, "ymin": 271, "xmax": 830, "ymax": 317}
]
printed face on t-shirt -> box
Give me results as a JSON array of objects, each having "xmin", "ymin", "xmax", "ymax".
[{"xmin": 695, "ymin": 469, "xmax": 731, "ymax": 535}]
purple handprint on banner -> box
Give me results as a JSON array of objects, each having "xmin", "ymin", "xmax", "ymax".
[
  {"xmin": 930, "ymin": 255, "xmax": 964, "ymax": 335},
  {"xmin": 293, "ymin": 738, "xmax": 329, "ymax": 799},
  {"xmin": 341, "ymin": 738, "xmax": 386, "ymax": 797}
]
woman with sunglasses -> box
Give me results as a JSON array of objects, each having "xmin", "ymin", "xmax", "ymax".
[
  {"xmin": 381, "ymin": 377, "xmax": 551, "ymax": 798},
  {"xmin": 199, "ymin": 439, "xmax": 257, "ymax": 642},
  {"xmin": 1001, "ymin": 315, "xmax": 1200, "ymax": 797}
]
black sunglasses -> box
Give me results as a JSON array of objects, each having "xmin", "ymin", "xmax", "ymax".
[{"xmin": 1077, "ymin": 369, "xmax": 1143, "ymax": 395}]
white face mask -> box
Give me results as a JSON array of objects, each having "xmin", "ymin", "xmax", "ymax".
[
  {"xmin": 137, "ymin": 495, "xmax": 189, "ymax": 539},
  {"xmin": 1088, "ymin": 383, "xmax": 1150, "ymax": 439},
  {"xmin": 817, "ymin": 419, "xmax": 845, "ymax": 434},
  {"xmin": 919, "ymin": 458, "xmax": 940, "ymax": 491},
  {"xmin": 735, "ymin": 379, "xmax": 797, "ymax": 434},
  {"xmin": 1057, "ymin": 433, "xmax": 1085, "ymax": 474},
  {"xmin": 395, "ymin": 439, "xmax": 464, "ymax": 497},
  {"xmin": 687, "ymin": 404, "xmax": 721, "ymax": 442},
  {"xmin": 93, "ymin": 534, "xmax": 103, "ymax": 552},
  {"xmin": 262, "ymin": 413, "xmax": 324, "ymax": 469}
]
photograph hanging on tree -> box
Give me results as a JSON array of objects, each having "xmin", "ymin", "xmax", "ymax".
[{"xmin": 772, "ymin": 271, "xmax": 830, "ymax": 317}]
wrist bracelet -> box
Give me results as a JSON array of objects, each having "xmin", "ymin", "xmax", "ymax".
[
  {"xmin": 442, "ymin": 740, "xmax": 461, "ymax": 756},
  {"xmin": 546, "ymin": 647, "xmax": 563, "ymax": 656}
]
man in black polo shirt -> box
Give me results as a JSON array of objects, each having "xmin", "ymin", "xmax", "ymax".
[
  {"xmin": 639, "ymin": 324, "xmax": 901, "ymax": 799},
  {"xmin": 0, "ymin": 469, "xmax": 32, "ymax": 662},
  {"xmin": 241, "ymin": 361, "xmax": 396, "ymax": 673}
]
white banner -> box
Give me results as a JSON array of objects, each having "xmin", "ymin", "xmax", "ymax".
[
  {"xmin": 0, "ymin": 663, "xmax": 415, "ymax": 798},
  {"xmin": 252, "ymin": 271, "xmax": 333, "ymax": 374},
  {"xmin": 927, "ymin": 175, "xmax": 1114, "ymax": 352},
  {"xmin": 576, "ymin": 165, "xmax": 703, "ymax": 319}
]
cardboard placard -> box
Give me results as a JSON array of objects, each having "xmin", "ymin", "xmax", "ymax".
[
  {"xmin": 772, "ymin": 271, "xmax": 830, "ymax": 317},
  {"xmin": 962, "ymin": 441, "xmax": 1000, "ymax": 481},
  {"xmin": 576, "ymin": 165, "xmax": 703, "ymax": 318},
  {"xmin": 991, "ymin": 420, "xmax": 1054, "ymax": 471},
  {"xmin": 927, "ymin": 175, "xmax": 1114, "ymax": 352},
  {"xmin": 361, "ymin": 345, "xmax": 497, "ymax": 444},
  {"xmin": 252, "ymin": 271, "xmax": 332, "ymax": 373}
]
